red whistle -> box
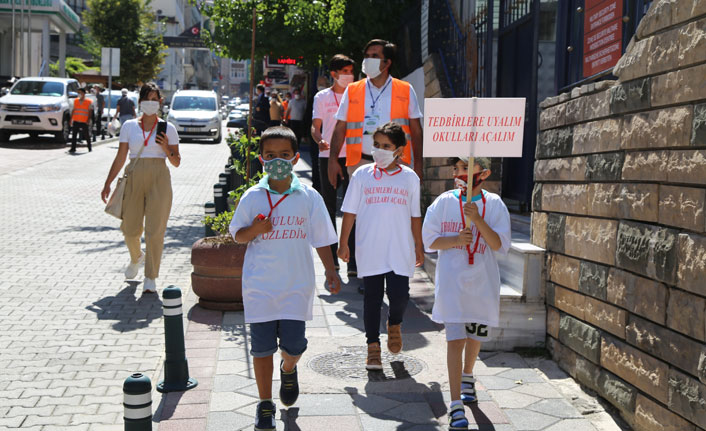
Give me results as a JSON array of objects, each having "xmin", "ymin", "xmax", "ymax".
[{"xmin": 256, "ymin": 214, "xmax": 266, "ymax": 220}]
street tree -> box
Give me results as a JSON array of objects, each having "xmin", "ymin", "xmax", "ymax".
[
  {"xmin": 202, "ymin": 0, "xmax": 416, "ymax": 71},
  {"xmin": 49, "ymin": 57, "xmax": 98, "ymax": 78},
  {"xmin": 82, "ymin": 0, "xmax": 167, "ymax": 85}
]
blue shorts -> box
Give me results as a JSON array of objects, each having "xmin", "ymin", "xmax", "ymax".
[{"xmin": 249, "ymin": 320, "xmax": 307, "ymax": 358}]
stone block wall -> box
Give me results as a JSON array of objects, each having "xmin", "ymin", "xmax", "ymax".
[{"xmin": 532, "ymin": 1, "xmax": 706, "ymax": 430}]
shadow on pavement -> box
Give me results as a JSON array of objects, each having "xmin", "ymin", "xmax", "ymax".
[
  {"xmin": 85, "ymin": 281, "xmax": 163, "ymax": 332},
  {"xmin": 344, "ymin": 363, "xmax": 446, "ymax": 430}
]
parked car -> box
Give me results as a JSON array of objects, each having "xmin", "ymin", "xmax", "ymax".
[
  {"xmin": 0, "ymin": 77, "xmax": 96, "ymax": 143},
  {"xmin": 226, "ymin": 104, "xmax": 250, "ymax": 130},
  {"xmin": 167, "ymin": 90, "xmax": 222, "ymax": 143}
]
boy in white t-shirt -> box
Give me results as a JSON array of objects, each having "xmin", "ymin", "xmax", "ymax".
[
  {"xmin": 229, "ymin": 126, "xmax": 341, "ymax": 431},
  {"xmin": 422, "ymin": 157, "xmax": 511, "ymax": 430},
  {"xmin": 338, "ymin": 122, "xmax": 424, "ymax": 370}
]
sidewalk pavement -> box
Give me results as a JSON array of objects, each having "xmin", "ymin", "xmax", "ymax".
[
  {"xmin": 0, "ymin": 137, "xmax": 622, "ymax": 431},
  {"xmin": 153, "ymin": 149, "xmax": 622, "ymax": 431}
]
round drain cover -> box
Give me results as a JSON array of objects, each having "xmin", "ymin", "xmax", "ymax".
[{"xmin": 308, "ymin": 346, "xmax": 426, "ymax": 380}]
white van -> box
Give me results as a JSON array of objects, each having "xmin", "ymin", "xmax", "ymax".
[{"xmin": 167, "ymin": 90, "xmax": 222, "ymax": 143}]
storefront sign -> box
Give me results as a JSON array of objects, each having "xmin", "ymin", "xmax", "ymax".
[
  {"xmin": 0, "ymin": 0, "xmax": 81, "ymax": 32},
  {"xmin": 583, "ymin": 0, "xmax": 623, "ymax": 77},
  {"xmin": 423, "ymin": 98, "xmax": 525, "ymax": 158}
]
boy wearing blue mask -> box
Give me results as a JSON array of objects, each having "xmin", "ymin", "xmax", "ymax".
[
  {"xmin": 229, "ymin": 126, "xmax": 341, "ymax": 431},
  {"xmin": 338, "ymin": 122, "xmax": 424, "ymax": 370},
  {"xmin": 422, "ymin": 157, "xmax": 511, "ymax": 431}
]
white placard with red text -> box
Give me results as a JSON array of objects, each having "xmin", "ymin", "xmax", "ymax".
[{"xmin": 423, "ymin": 98, "xmax": 526, "ymax": 158}]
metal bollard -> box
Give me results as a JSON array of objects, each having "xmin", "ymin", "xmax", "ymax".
[
  {"xmin": 213, "ymin": 184, "xmax": 227, "ymax": 215},
  {"xmin": 157, "ymin": 286, "xmax": 198, "ymax": 393},
  {"xmin": 204, "ymin": 202, "xmax": 216, "ymax": 237},
  {"xmin": 224, "ymin": 165, "xmax": 234, "ymax": 191},
  {"xmin": 123, "ymin": 373, "xmax": 152, "ymax": 430},
  {"xmin": 219, "ymin": 172, "xmax": 230, "ymax": 193}
]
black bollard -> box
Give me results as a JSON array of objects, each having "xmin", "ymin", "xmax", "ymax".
[
  {"xmin": 204, "ymin": 202, "xmax": 216, "ymax": 237},
  {"xmin": 219, "ymin": 172, "xmax": 229, "ymax": 192},
  {"xmin": 123, "ymin": 373, "xmax": 152, "ymax": 430},
  {"xmin": 157, "ymin": 286, "xmax": 198, "ymax": 393},
  {"xmin": 225, "ymin": 164, "xmax": 234, "ymax": 192},
  {"xmin": 213, "ymin": 184, "xmax": 226, "ymax": 215}
]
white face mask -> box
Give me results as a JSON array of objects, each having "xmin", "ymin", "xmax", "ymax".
[
  {"xmin": 335, "ymin": 74, "xmax": 354, "ymax": 87},
  {"xmin": 362, "ymin": 58, "xmax": 382, "ymax": 79},
  {"xmin": 372, "ymin": 147, "xmax": 396, "ymax": 168},
  {"xmin": 317, "ymin": 85, "xmax": 327, "ymax": 91},
  {"xmin": 140, "ymin": 100, "xmax": 160, "ymax": 116},
  {"xmin": 294, "ymin": 94, "xmax": 301, "ymax": 100}
]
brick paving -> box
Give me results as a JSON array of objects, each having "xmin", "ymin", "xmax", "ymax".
[{"xmin": 0, "ymin": 136, "xmax": 619, "ymax": 430}]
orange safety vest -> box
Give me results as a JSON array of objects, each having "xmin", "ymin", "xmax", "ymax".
[
  {"xmin": 72, "ymin": 98, "xmax": 91, "ymax": 123},
  {"xmin": 344, "ymin": 77, "xmax": 412, "ymax": 166}
]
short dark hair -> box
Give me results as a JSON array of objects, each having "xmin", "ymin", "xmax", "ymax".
[
  {"xmin": 139, "ymin": 82, "xmax": 161, "ymax": 102},
  {"xmin": 447, "ymin": 157, "xmax": 491, "ymax": 170},
  {"xmin": 373, "ymin": 122, "xmax": 406, "ymax": 149},
  {"xmin": 363, "ymin": 39, "xmax": 397, "ymax": 65},
  {"xmin": 260, "ymin": 126, "xmax": 298, "ymax": 153},
  {"xmin": 329, "ymin": 54, "xmax": 354, "ymax": 72},
  {"xmin": 77, "ymin": 87, "xmax": 86, "ymax": 94},
  {"xmin": 256, "ymin": 84, "xmax": 265, "ymax": 92}
]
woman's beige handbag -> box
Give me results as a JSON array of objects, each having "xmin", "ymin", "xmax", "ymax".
[{"xmin": 105, "ymin": 145, "xmax": 145, "ymax": 219}]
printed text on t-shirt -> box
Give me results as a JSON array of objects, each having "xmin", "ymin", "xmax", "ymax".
[
  {"xmin": 260, "ymin": 215, "xmax": 307, "ymax": 241},
  {"xmin": 440, "ymin": 220, "xmax": 487, "ymax": 253},
  {"xmin": 363, "ymin": 186, "xmax": 409, "ymax": 205}
]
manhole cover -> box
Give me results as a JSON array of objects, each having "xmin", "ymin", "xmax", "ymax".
[{"xmin": 308, "ymin": 346, "xmax": 426, "ymax": 380}]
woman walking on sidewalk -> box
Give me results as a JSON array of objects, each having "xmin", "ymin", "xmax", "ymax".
[{"xmin": 100, "ymin": 82, "xmax": 181, "ymax": 294}]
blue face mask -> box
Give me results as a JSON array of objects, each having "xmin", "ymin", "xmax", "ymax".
[{"xmin": 262, "ymin": 155, "xmax": 297, "ymax": 180}]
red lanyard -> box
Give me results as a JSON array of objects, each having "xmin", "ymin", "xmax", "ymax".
[
  {"xmin": 459, "ymin": 191, "xmax": 486, "ymax": 265},
  {"xmin": 266, "ymin": 190, "xmax": 289, "ymax": 218},
  {"xmin": 333, "ymin": 91, "xmax": 341, "ymax": 107},
  {"xmin": 373, "ymin": 164, "xmax": 402, "ymax": 180},
  {"xmin": 141, "ymin": 119, "xmax": 157, "ymax": 147}
]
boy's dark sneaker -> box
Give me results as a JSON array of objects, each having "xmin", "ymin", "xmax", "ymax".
[
  {"xmin": 279, "ymin": 361, "xmax": 299, "ymax": 407},
  {"xmin": 460, "ymin": 375, "xmax": 477, "ymax": 404},
  {"xmin": 254, "ymin": 400, "xmax": 276, "ymax": 431}
]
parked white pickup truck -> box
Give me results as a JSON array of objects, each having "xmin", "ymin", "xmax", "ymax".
[{"xmin": 0, "ymin": 77, "xmax": 96, "ymax": 143}]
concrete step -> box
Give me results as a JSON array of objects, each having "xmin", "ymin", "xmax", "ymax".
[{"xmin": 421, "ymin": 214, "xmax": 547, "ymax": 351}]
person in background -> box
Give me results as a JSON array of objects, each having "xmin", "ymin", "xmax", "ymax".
[
  {"xmin": 69, "ymin": 88, "xmax": 92, "ymax": 153},
  {"xmin": 328, "ymin": 39, "xmax": 424, "ymax": 187},
  {"xmin": 253, "ymin": 83, "xmax": 271, "ymax": 135},
  {"xmin": 311, "ymin": 54, "xmax": 357, "ymax": 277},
  {"xmin": 269, "ymin": 91, "xmax": 283, "ymax": 127},
  {"xmin": 113, "ymin": 88, "xmax": 137, "ymax": 125},
  {"xmin": 100, "ymin": 82, "xmax": 181, "ymax": 294},
  {"xmin": 282, "ymin": 92, "xmax": 291, "ymax": 124},
  {"xmin": 285, "ymin": 88, "xmax": 318, "ymax": 190}
]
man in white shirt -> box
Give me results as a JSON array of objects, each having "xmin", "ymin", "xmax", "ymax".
[
  {"xmin": 327, "ymin": 39, "xmax": 424, "ymax": 188},
  {"xmin": 311, "ymin": 54, "xmax": 358, "ymax": 277}
]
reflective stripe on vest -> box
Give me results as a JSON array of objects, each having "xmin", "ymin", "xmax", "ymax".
[
  {"xmin": 72, "ymin": 99, "xmax": 91, "ymax": 123},
  {"xmin": 345, "ymin": 78, "xmax": 413, "ymax": 167}
]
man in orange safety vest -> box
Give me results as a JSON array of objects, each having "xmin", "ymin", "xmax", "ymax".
[
  {"xmin": 327, "ymin": 39, "xmax": 423, "ymax": 187},
  {"xmin": 69, "ymin": 87, "xmax": 92, "ymax": 153}
]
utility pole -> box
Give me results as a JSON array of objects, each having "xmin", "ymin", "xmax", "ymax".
[
  {"xmin": 11, "ymin": 0, "xmax": 15, "ymax": 76},
  {"xmin": 28, "ymin": 0, "xmax": 32, "ymax": 75},
  {"xmin": 246, "ymin": 5, "xmax": 256, "ymax": 182}
]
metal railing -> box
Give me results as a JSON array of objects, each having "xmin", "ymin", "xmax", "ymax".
[{"xmin": 428, "ymin": 0, "xmax": 493, "ymax": 98}]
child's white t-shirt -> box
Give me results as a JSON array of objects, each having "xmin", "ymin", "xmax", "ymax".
[
  {"xmin": 119, "ymin": 118, "xmax": 179, "ymax": 159},
  {"xmin": 422, "ymin": 189, "xmax": 511, "ymax": 326},
  {"xmin": 312, "ymin": 87, "xmax": 346, "ymax": 159},
  {"xmin": 229, "ymin": 174, "xmax": 337, "ymax": 324},
  {"xmin": 341, "ymin": 164, "xmax": 421, "ymax": 278}
]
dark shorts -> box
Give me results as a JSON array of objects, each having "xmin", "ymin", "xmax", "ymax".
[{"xmin": 249, "ymin": 319, "xmax": 307, "ymax": 358}]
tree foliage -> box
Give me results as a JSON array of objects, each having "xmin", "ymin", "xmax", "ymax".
[
  {"xmin": 82, "ymin": 0, "xmax": 167, "ymax": 85},
  {"xmin": 49, "ymin": 57, "xmax": 98, "ymax": 78},
  {"xmin": 202, "ymin": 0, "xmax": 417, "ymax": 71}
]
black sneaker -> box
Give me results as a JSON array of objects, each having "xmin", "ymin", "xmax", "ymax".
[
  {"xmin": 254, "ymin": 400, "xmax": 276, "ymax": 431},
  {"xmin": 279, "ymin": 361, "xmax": 299, "ymax": 407}
]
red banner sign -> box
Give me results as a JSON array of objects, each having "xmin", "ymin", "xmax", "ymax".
[{"xmin": 583, "ymin": 0, "xmax": 623, "ymax": 78}]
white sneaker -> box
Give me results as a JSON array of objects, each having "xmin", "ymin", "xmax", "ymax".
[
  {"xmin": 143, "ymin": 278, "xmax": 157, "ymax": 294},
  {"xmin": 124, "ymin": 252, "xmax": 145, "ymax": 279}
]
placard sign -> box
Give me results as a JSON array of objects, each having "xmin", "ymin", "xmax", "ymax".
[
  {"xmin": 583, "ymin": 0, "xmax": 623, "ymax": 77},
  {"xmin": 423, "ymin": 98, "xmax": 526, "ymax": 158}
]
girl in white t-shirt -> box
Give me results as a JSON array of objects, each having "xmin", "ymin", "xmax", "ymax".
[
  {"xmin": 422, "ymin": 157, "xmax": 511, "ymax": 431},
  {"xmin": 338, "ymin": 122, "xmax": 424, "ymax": 371}
]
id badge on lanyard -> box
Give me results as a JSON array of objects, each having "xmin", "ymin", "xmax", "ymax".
[{"xmin": 364, "ymin": 113, "xmax": 380, "ymax": 136}]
